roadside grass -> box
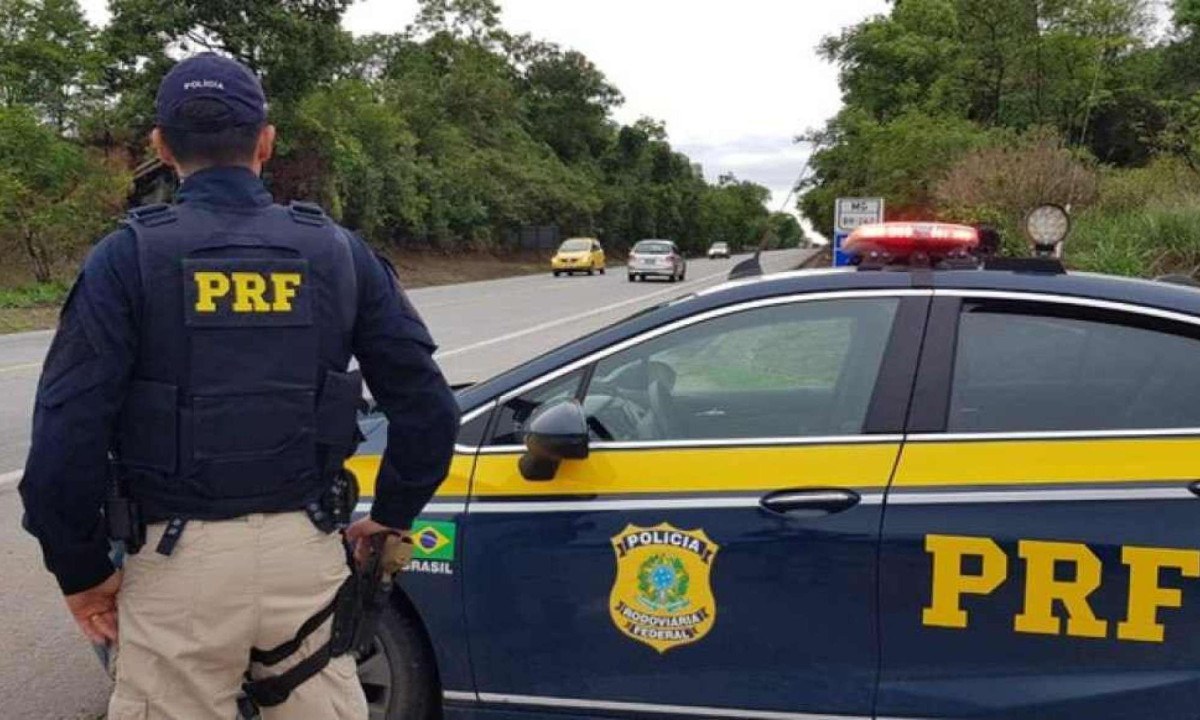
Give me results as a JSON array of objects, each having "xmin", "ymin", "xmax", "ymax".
[
  {"xmin": 0, "ymin": 306, "xmax": 61, "ymax": 333},
  {"xmin": 0, "ymin": 283, "xmax": 68, "ymax": 334},
  {"xmin": 1069, "ymin": 204, "xmax": 1200, "ymax": 278},
  {"xmin": 381, "ymin": 248, "xmax": 551, "ymax": 288},
  {"xmin": 0, "ymin": 282, "xmax": 70, "ymax": 309}
]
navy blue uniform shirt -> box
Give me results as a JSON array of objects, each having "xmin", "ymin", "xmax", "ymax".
[{"xmin": 20, "ymin": 167, "xmax": 460, "ymax": 594}]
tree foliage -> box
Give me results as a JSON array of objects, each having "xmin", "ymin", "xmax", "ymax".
[
  {"xmin": 0, "ymin": 0, "xmax": 784, "ymax": 284},
  {"xmin": 802, "ymin": 0, "xmax": 1187, "ymax": 237},
  {"xmin": 0, "ymin": 106, "xmax": 129, "ymax": 282}
]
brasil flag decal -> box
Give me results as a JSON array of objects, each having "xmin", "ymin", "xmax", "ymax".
[{"xmin": 411, "ymin": 520, "xmax": 457, "ymax": 561}]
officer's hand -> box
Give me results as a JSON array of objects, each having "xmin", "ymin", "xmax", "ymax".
[
  {"xmin": 64, "ymin": 570, "xmax": 122, "ymax": 645},
  {"xmin": 346, "ymin": 518, "xmax": 413, "ymax": 571}
]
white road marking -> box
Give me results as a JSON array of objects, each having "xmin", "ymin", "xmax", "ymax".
[
  {"xmin": 433, "ymin": 264, "xmax": 736, "ymax": 360},
  {"xmin": 0, "ymin": 469, "xmax": 23, "ymax": 489},
  {"xmin": 0, "ymin": 362, "xmax": 41, "ymax": 375}
]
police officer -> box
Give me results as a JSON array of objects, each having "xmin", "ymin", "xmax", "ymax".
[{"xmin": 19, "ymin": 54, "xmax": 460, "ymax": 719}]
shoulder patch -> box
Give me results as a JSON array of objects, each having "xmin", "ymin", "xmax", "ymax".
[
  {"xmin": 288, "ymin": 201, "xmax": 329, "ymax": 227},
  {"xmin": 124, "ymin": 203, "xmax": 177, "ymax": 228}
]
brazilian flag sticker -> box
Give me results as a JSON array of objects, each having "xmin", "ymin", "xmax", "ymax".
[{"xmin": 411, "ymin": 520, "xmax": 456, "ymax": 561}]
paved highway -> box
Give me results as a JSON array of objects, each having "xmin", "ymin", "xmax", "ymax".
[{"xmin": 0, "ymin": 248, "xmax": 813, "ymax": 718}]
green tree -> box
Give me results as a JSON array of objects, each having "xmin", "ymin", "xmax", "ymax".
[
  {"xmin": 803, "ymin": 0, "xmax": 1160, "ymax": 233},
  {"xmin": 102, "ymin": 0, "xmax": 354, "ymax": 146},
  {"xmin": 801, "ymin": 109, "xmax": 995, "ymax": 236},
  {"xmin": 0, "ymin": 106, "xmax": 129, "ymax": 282},
  {"xmin": 1176, "ymin": 0, "xmax": 1200, "ymax": 31},
  {"xmin": 513, "ymin": 38, "xmax": 622, "ymax": 163},
  {"xmin": 0, "ymin": 0, "xmax": 103, "ymax": 131},
  {"xmin": 699, "ymin": 174, "xmax": 771, "ymax": 249},
  {"xmin": 766, "ymin": 213, "xmax": 805, "ymax": 249}
]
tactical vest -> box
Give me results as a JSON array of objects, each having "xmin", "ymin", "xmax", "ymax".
[{"xmin": 116, "ymin": 201, "xmax": 362, "ymax": 524}]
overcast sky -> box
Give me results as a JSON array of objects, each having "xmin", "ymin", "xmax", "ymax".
[{"xmin": 81, "ymin": 0, "xmax": 890, "ymax": 225}]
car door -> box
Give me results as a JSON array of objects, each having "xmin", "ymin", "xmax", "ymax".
[
  {"xmin": 461, "ymin": 291, "xmax": 927, "ymax": 718},
  {"xmin": 878, "ymin": 291, "xmax": 1200, "ymax": 720}
]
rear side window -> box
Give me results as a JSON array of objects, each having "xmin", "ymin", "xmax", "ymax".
[{"xmin": 949, "ymin": 302, "xmax": 1200, "ymax": 432}]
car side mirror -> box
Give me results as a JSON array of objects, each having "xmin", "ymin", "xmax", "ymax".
[{"xmin": 519, "ymin": 399, "xmax": 590, "ymax": 481}]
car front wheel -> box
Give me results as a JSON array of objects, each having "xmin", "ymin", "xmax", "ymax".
[
  {"xmin": 234, "ymin": 603, "xmax": 437, "ymax": 720},
  {"xmin": 356, "ymin": 603, "xmax": 439, "ymax": 720}
]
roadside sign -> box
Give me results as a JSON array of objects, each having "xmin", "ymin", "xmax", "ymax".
[
  {"xmin": 833, "ymin": 231, "xmax": 851, "ymax": 267},
  {"xmin": 834, "ymin": 197, "xmax": 884, "ymax": 267},
  {"xmin": 835, "ymin": 197, "xmax": 885, "ymax": 233}
]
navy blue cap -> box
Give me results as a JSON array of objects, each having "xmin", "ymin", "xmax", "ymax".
[{"xmin": 155, "ymin": 53, "xmax": 268, "ymax": 130}]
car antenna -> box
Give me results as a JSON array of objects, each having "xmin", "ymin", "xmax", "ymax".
[
  {"xmin": 727, "ymin": 138, "xmax": 821, "ymax": 281},
  {"xmin": 728, "ymin": 250, "xmax": 763, "ymax": 280}
]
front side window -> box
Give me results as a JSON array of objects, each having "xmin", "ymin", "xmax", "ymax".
[
  {"xmin": 581, "ymin": 297, "xmax": 900, "ymax": 442},
  {"xmin": 949, "ymin": 302, "xmax": 1200, "ymax": 432}
]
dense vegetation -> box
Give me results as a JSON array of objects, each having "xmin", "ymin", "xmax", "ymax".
[
  {"xmin": 0, "ymin": 0, "xmax": 802, "ymax": 289},
  {"xmin": 804, "ymin": 0, "xmax": 1200, "ymax": 276}
]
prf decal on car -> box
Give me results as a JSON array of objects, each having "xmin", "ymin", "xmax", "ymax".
[
  {"xmin": 609, "ymin": 523, "xmax": 719, "ymax": 653},
  {"xmin": 923, "ymin": 533, "xmax": 1200, "ymax": 643}
]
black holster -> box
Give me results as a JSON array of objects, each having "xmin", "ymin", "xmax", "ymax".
[
  {"xmin": 104, "ymin": 468, "xmax": 145, "ymax": 554},
  {"xmin": 242, "ymin": 535, "xmax": 390, "ymax": 709},
  {"xmin": 334, "ymin": 534, "xmax": 391, "ymax": 657}
]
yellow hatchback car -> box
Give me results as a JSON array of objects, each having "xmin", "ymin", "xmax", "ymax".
[{"xmin": 551, "ymin": 237, "xmax": 606, "ymax": 276}]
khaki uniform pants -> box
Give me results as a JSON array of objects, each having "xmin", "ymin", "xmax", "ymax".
[{"xmin": 108, "ymin": 512, "xmax": 368, "ymax": 720}]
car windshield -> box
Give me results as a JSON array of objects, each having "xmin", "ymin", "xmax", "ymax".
[
  {"xmin": 633, "ymin": 241, "xmax": 672, "ymax": 255},
  {"xmin": 564, "ymin": 238, "xmax": 597, "ymax": 253},
  {"xmin": 712, "ymin": 243, "xmax": 728, "ymax": 250},
  {"xmin": 559, "ymin": 239, "xmax": 591, "ymax": 252}
]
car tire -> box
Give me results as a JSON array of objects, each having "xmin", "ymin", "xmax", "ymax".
[
  {"xmin": 599, "ymin": 267, "xmax": 606, "ymax": 275},
  {"xmin": 668, "ymin": 273, "xmax": 677, "ymax": 283},
  {"xmin": 357, "ymin": 603, "xmax": 440, "ymax": 720},
  {"xmin": 680, "ymin": 270, "xmax": 686, "ymax": 281},
  {"xmin": 233, "ymin": 603, "xmax": 437, "ymax": 720},
  {"xmin": 628, "ymin": 274, "xmax": 635, "ymax": 282},
  {"xmin": 588, "ymin": 268, "xmax": 595, "ymax": 276},
  {"xmin": 553, "ymin": 271, "xmax": 560, "ymax": 277}
]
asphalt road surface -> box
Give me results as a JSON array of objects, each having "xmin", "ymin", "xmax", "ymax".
[{"xmin": 0, "ymin": 247, "xmax": 812, "ymax": 718}]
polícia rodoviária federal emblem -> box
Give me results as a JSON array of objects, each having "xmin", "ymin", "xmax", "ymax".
[{"xmin": 609, "ymin": 523, "xmax": 719, "ymax": 653}]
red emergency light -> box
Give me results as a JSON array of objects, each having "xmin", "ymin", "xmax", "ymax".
[{"xmin": 844, "ymin": 222, "xmax": 980, "ymax": 265}]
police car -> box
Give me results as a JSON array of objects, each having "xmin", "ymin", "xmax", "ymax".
[{"xmin": 348, "ymin": 206, "xmax": 1200, "ymax": 720}]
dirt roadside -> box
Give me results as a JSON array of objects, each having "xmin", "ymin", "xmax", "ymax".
[{"xmin": 0, "ymin": 250, "xmax": 555, "ymax": 335}]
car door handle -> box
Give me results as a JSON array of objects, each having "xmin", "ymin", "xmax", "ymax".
[{"xmin": 760, "ymin": 489, "xmax": 861, "ymax": 516}]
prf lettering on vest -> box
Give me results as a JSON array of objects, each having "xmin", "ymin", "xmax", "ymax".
[
  {"xmin": 193, "ymin": 271, "xmax": 302, "ymax": 313},
  {"xmin": 923, "ymin": 533, "xmax": 1200, "ymax": 643}
]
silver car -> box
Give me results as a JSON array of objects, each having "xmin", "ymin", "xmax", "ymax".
[{"xmin": 627, "ymin": 239, "xmax": 686, "ymax": 282}]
